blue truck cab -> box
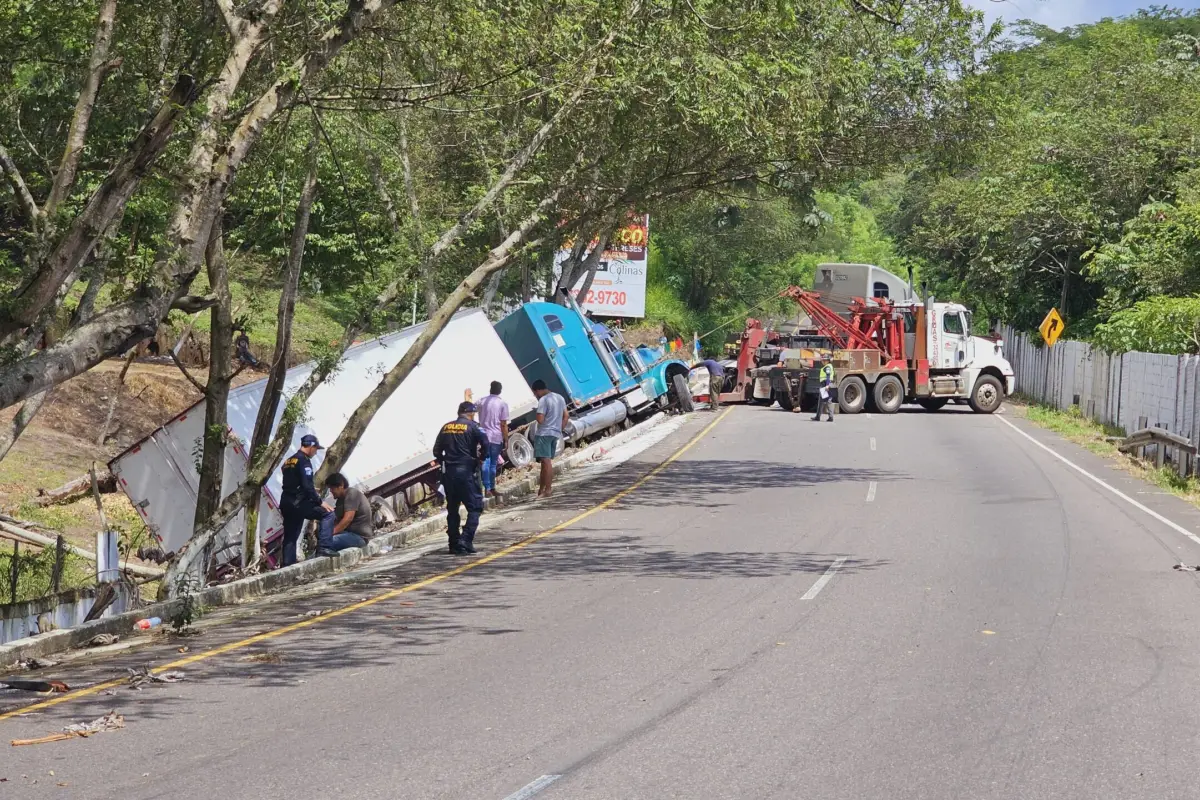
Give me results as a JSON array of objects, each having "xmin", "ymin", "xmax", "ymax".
[{"xmin": 495, "ymin": 295, "xmax": 692, "ymax": 442}]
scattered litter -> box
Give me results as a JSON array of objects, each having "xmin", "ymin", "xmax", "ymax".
[
  {"xmin": 982, "ymin": 630, "xmax": 996, "ymax": 635},
  {"xmin": 10, "ymin": 710, "xmax": 124, "ymax": 746},
  {"xmin": 378, "ymin": 546, "xmax": 393, "ymax": 554},
  {"xmin": 15, "ymin": 658, "xmax": 59, "ymax": 670},
  {"xmin": 301, "ymin": 609, "xmax": 328, "ymax": 618},
  {"xmin": 1174, "ymin": 563, "xmax": 1200, "ymax": 571},
  {"xmin": 398, "ymin": 601, "xmax": 415, "ymax": 607},
  {"xmin": 135, "ymin": 617, "xmax": 162, "ymax": 630},
  {"xmin": 177, "ymin": 646, "xmax": 189, "ymax": 653},
  {"xmin": 239, "ymin": 651, "xmax": 284, "ymax": 664},
  {"xmin": 85, "ymin": 633, "xmax": 119, "ymax": 647},
  {"xmin": 1, "ymin": 679, "xmax": 69, "ymax": 693},
  {"xmin": 126, "ymin": 665, "xmax": 185, "ymax": 689}
]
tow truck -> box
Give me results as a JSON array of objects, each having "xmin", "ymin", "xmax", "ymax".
[{"xmin": 784, "ymin": 287, "xmax": 1015, "ymax": 414}]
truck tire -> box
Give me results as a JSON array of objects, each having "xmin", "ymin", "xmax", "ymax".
[
  {"xmin": 370, "ymin": 494, "xmax": 399, "ymax": 527},
  {"xmin": 838, "ymin": 376, "xmax": 867, "ymax": 414},
  {"xmin": 917, "ymin": 398, "xmax": 949, "ymax": 412},
  {"xmin": 873, "ymin": 374, "xmax": 904, "ymax": 414},
  {"xmin": 969, "ymin": 375, "xmax": 1004, "ymax": 414},
  {"xmin": 777, "ymin": 391, "xmax": 795, "ymax": 411},
  {"xmin": 671, "ymin": 373, "xmax": 696, "ymax": 413},
  {"xmin": 505, "ymin": 432, "xmax": 534, "ymax": 468}
]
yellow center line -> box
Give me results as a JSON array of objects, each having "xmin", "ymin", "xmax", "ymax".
[{"xmin": 2, "ymin": 408, "xmax": 733, "ymax": 723}]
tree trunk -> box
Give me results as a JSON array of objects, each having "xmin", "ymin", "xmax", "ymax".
[
  {"xmin": 95, "ymin": 348, "xmax": 137, "ymax": 447},
  {"xmin": 572, "ymin": 224, "xmax": 617, "ymax": 302},
  {"xmin": 249, "ymin": 136, "xmax": 319, "ymax": 464},
  {"xmin": 0, "ymin": 75, "xmax": 198, "ymax": 339},
  {"xmin": 45, "ymin": 0, "xmax": 120, "ymax": 217},
  {"xmin": 192, "ymin": 220, "xmax": 235, "ymax": 529},
  {"xmin": 313, "ymin": 190, "xmax": 559, "ymax": 487},
  {"xmin": 396, "ymin": 115, "xmax": 434, "ymax": 318}
]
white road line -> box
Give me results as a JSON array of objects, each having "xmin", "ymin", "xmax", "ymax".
[
  {"xmin": 996, "ymin": 415, "xmax": 1200, "ymax": 548},
  {"xmin": 502, "ymin": 775, "xmax": 562, "ymax": 800},
  {"xmin": 865, "ymin": 481, "xmax": 877, "ymax": 502},
  {"xmin": 801, "ymin": 557, "xmax": 848, "ymax": 600},
  {"xmin": 870, "ymin": 437, "xmax": 877, "ymax": 451}
]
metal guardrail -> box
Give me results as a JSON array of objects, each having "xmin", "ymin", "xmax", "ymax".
[{"xmin": 1118, "ymin": 426, "xmax": 1197, "ymax": 476}]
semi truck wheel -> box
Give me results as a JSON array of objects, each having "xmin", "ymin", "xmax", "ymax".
[
  {"xmin": 671, "ymin": 373, "xmax": 696, "ymax": 413},
  {"xmin": 917, "ymin": 398, "xmax": 949, "ymax": 412},
  {"xmin": 838, "ymin": 376, "xmax": 867, "ymax": 414},
  {"xmin": 777, "ymin": 391, "xmax": 795, "ymax": 411},
  {"xmin": 969, "ymin": 375, "xmax": 1004, "ymax": 414},
  {"xmin": 505, "ymin": 432, "xmax": 534, "ymax": 468},
  {"xmin": 873, "ymin": 375, "xmax": 904, "ymax": 414}
]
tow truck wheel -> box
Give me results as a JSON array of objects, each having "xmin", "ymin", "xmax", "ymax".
[
  {"xmin": 873, "ymin": 375, "xmax": 904, "ymax": 414},
  {"xmin": 917, "ymin": 398, "xmax": 949, "ymax": 412},
  {"xmin": 969, "ymin": 375, "xmax": 1004, "ymax": 414},
  {"xmin": 838, "ymin": 376, "xmax": 867, "ymax": 414}
]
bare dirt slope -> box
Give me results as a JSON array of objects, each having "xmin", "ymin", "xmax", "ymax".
[{"xmin": 0, "ymin": 359, "xmax": 260, "ymax": 543}]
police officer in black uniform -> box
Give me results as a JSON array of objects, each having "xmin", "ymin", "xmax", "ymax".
[
  {"xmin": 433, "ymin": 401, "xmax": 489, "ymax": 555},
  {"xmin": 279, "ymin": 434, "xmax": 337, "ymax": 565}
]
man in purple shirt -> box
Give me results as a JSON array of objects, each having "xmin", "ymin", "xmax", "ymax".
[{"xmin": 476, "ymin": 381, "xmax": 510, "ymax": 498}]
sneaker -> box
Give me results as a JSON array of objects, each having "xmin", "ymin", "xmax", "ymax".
[
  {"xmin": 315, "ymin": 548, "xmax": 339, "ymax": 557},
  {"xmin": 461, "ymin": 544, "xmax": 478, "ymax": 554}
]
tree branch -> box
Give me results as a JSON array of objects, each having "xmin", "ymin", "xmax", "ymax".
[
  {"xmin": 0, "ymin": 142, "xmax": 40, "ymax": 224},
  {"xmin": 45, "ymin": 0, "xmax": 119, "ymax": 218},
  {"xmin": 169, "ymin": 349, "xmax": 208, "ymax": 396},
  {"xmin": 849, "ymin": 0, "xmax": 900, "ymax": 27},
  {"xmin": 0, "ymin": 74, "xmax": 199, "ymax": 339},
  {"xmin": 214, "ymin": 0, "xmax": 241, "ymax": 36}
]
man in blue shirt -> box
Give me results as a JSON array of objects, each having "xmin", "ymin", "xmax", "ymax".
[
  {"xmin": 701, "ymin": 357, "xmax": 725, "ymax": 411},
  {"xmin": 433, "ymin": 401, "xmax": 490, "ymax": 555},
  {"xmin": 279, "ymin": 434, "xmax": 338, "ymax": 565}
]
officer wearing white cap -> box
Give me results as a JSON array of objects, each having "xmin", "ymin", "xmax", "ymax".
[
  {"xmin": 433, "ymin": 401, "xmax": 489, "ymax": 555},
  {"xmin": 279, "ymin": 433, "xmax": 338, "ymax": 565}
]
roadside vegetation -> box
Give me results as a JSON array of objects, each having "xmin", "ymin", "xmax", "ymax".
[{"xmin": 1012, "ymin": 397, "xmax": 1200, "ymax": 509}]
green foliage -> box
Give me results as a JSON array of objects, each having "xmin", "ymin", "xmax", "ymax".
[
  {"xmin": 1091, "ymin": 296, "xmax": 1200, "ymax": 354},
  {"xmin": 0, "ymin": 545, "xmax": 92, "ymax": 603},
  {"xmin": 891, "ymin": 9, "xmax": 1200, "ymax": 332}
]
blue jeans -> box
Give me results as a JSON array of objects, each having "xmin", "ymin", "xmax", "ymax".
[
  {"xmin": 280, "ymin": 505, "xmax": 335, "ymax": 566},
  {"xmin": 329, "ymin": 532, "xmax": 368, "ymax": 552},
  {"xmin": 481, "ymin": 441, "xmax": 503, "ymax": 491}
]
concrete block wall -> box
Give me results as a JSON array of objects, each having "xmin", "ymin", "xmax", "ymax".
[{"xmin": 1001, "ymin": 326, "xmax": 1200, "ymax": 439}]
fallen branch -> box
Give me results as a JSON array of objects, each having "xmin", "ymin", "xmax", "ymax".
[{"xmin": 35, "ymin": 471, "xmax": 117, "ymax": 507}]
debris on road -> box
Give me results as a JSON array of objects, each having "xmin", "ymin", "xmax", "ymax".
[
  {"xmin": 10, "ymin": 711, "xmax": 125, "ymax": 746},
  {"xmin": 126, "ymin": 665, "xmax": 185, "ymax": 689},
  {"xmin": 1174, "ymin": 563, "xmax": 1200, "ymax": 571},
  {"xmin": 15, "ymin": 658, "xmax": 59, "ymax": 670},
  {"xmin": 301, "ymin": 609, "xmax": 329, "ymax": 618},
  {"xmin": 1, "ymin": 679, "xmax": 70, "ymax": 693},
  {"xmin": 85, "ymin": 633, "xmax": 119, "ymax": 647}
]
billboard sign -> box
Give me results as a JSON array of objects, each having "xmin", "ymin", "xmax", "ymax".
[{"xmin": 556, "ymin": 214, "xmax": 649, "ymax": 318}]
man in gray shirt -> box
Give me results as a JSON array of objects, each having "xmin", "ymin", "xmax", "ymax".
[
  {"xmin": 531, "ymin": 379, "xmax": 570, "ymax": 498},
  {"xmin": 323, "ymin": 473, "xmax": 374, "ymax": 552}
]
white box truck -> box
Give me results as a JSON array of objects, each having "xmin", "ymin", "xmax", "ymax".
[{"xmin": 109, "ymin": 309, "xmax": 537, "ymax": 562}]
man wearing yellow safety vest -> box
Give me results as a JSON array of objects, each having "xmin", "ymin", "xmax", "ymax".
[{"xmin": 812, "ymin": 358, "xmax": 834, "ymax": 422}]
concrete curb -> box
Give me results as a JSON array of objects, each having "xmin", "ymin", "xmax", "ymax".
[{"xmin": 0, "ymin": 412, "xmax": 677, "ymax": 670}]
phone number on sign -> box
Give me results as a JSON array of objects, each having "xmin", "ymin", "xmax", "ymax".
[{"xmin": 583, "ymin": 290, "xmax": 627, "ymax": 306}]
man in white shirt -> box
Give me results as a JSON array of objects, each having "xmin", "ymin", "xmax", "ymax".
[
  {"xmin": 476, "ymin": 381, "xmax": 510, "ymax": 499},
  {"xmin": 532, "ymin": 379, "xmax": 569, "ymax": 498}
]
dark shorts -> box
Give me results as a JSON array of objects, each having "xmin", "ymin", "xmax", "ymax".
[{"xmin": 534, "ymin": 435, "xmax": 558, "ymax": 460}]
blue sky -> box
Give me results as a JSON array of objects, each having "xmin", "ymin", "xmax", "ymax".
[{"xmin": 967, "ymin": 0, "xmax": 1200, "ymax": 29}]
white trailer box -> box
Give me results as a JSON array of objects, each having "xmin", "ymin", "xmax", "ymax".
[{"xmin": 110, "ymin": 309, "xmax": 536, "ymax": 557}]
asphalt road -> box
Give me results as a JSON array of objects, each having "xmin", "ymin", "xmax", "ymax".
[{"xmin": 6, "ymin": 403, "xmax": 1200, "ymax": 799}]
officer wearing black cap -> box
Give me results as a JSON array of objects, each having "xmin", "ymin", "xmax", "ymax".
[
  {"xmin": 279, "ymin": 433, "xmax": 337, "ymax": 565},
  {"xmin": 433, "ymin": 401, "xmax": 489, "ymax": 555}
]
